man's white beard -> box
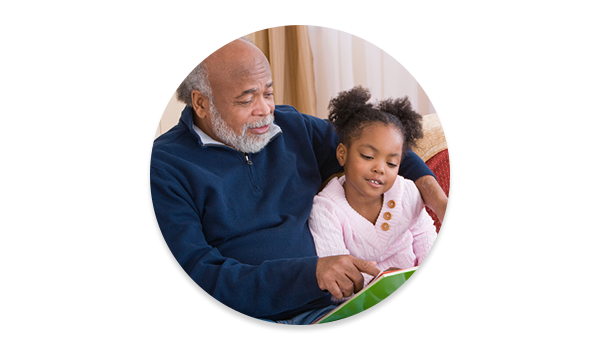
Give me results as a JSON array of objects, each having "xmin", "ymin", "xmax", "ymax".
[{"xmin": 209, "ymin": 101, "xmax": 274, "ymax": 154}]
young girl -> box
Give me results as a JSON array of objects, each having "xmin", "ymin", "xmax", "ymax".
[{"xmin": 309, "ymin": 86, "xmax": 437, "ymax": 286}]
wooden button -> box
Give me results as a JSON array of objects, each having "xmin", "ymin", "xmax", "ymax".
[
  {"xmin": 381, "ymin": 223, "xmax": 390, "ymax": 231},
  {"xmin": 383, "ymin": 212, "xmax": 392, "ymax": 220},
  {"xmin": 387, "ymin": 200, "xmax": 396, "ymax": 208}
]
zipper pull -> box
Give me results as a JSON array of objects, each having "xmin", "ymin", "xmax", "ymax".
[{"xmin": 244, "ymin": 154, "xmax": 253, "ymax": 165}]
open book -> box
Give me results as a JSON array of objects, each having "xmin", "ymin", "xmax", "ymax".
[{"xmin": 313, "ymin": 266, "xmax": 418, "ymax": 324}]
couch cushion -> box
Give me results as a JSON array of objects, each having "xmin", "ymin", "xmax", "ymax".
[{"xmin": 414, "ymin": 113, "xmax": 447, "ymax": 162}]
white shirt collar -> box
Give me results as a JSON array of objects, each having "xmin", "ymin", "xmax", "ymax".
[{"xmin": 192, "ymin": 124, "xmax": 223, "ymax": 146}]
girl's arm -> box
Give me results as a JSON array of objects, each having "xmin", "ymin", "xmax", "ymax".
[
  {"xmin": 399, "ymin": 150, "xmax": 447, "ymax": 223},
  {"xmin": 309, "ymin": 184, "xmax": 381, "ymax": 294},
  {"xmin": 308, "ymin": 196, "xmax": 350, "ymax": 258},
  {"xmin": 402, "ymin": 179, "xmax": 438, "ymax": 266},
  {"xmin": 411, "ymin": 208, "xmax": 438, "ymax": 266}
]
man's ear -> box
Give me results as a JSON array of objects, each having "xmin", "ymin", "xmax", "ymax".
[
  {"xmin": 191, "ymin": 90, "xmax": 210, "ymax": 119},
  {"xmin": 336, "ymin": 143, "xmax": 347, "ymax": 167}
]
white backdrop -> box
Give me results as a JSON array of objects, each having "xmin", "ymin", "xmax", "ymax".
[{"xmin": 0, "ymin": 0, "xmax": 600, "ymax": 350}]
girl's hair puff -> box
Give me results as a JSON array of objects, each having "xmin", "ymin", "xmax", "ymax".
[
  {"xmin": 377, "ymin": 95, "xmax": 423, "ymax": 150},
  {"xmin": 328, "ymin": 86, "xmax": 423, "ymax": 156}
]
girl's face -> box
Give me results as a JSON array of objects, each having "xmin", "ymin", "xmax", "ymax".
[{"xmin": 337, "ymin": 122, "xmax": 404, "ymax": 203}]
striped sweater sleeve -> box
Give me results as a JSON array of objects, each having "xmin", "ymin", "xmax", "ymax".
[
  {"xmin": 406, "ymin": 182, "xmax": 437, "ymax": 265},
  {"xmin": 308, "ymin": 193, "xmax": 350, "ymax": 258}
]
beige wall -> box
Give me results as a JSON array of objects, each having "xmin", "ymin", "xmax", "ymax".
[{"xmin": 154, "ymin": 24, "xmax": 263, "ymax": 138}]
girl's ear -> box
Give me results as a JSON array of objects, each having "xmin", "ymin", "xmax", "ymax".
[{"xmin": 336, "ymin": 143, "xmax": 347, "ymax": 166}]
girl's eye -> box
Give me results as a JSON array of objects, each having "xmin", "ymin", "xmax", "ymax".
[
  {"xmin": 387, "ymin": 162, "xmax": 398, "ymax": 168},
  {"xmin": 360, "ymin": 154, "xmax": 373, "ymax": 160}
]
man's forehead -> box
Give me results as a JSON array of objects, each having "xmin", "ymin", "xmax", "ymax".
[
  {"xmin": 212, "ymin": 62, "xmax": 272, "ymax": 97},
  {"xmin": 205, "ymin": 42, "xmax": 272, "ymax": 94},
  {"xmin": 229, "ymin": 57, "xmax": 271, "ymax": 80}
]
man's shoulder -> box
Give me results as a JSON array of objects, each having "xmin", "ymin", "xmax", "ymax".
[
  {"xmin": 152, "ymin": 123, "xmax": 195, "ymax": 158},
  {"xmin": 275, "ymin": 105, "xmax": 324, "ymax": 121},
  {"xmin": 275, "ymin": 105, "xmax": 306, "ymax": 123},
  {"xmin": 154, "ymin": 123, "xmax": 186, "ymax": 145},
  {"xmin": 274, "ymin": 105, "xmax": 330, "ymax": 132},
  {"xmin": 151, "ymin": 121, "xmax": 203, "ymax": 171},
  {"xmin": 153, "ymin": 106, "xmax": 196, "ymax": 149},
  {"xmin": 275, "ymin": 104, "xmax": 300, "ymax": 114}
]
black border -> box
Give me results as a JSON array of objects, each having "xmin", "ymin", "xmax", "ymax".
[{"xmin": 145, "ymin": 24, "xmax": 457, "ymax": 336}]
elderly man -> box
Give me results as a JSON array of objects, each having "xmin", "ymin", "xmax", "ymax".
[{"xmin": 151, "ymin": 38, "xmax": 447, "ymax": 324}]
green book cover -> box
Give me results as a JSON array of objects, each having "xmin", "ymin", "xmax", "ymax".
[{"xmin": 313, "ymin": 266, "xmax": 418, "ymax": 324}]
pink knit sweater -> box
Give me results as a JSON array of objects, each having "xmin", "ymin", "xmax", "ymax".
[{"xmin": 308, "ymin": 175, "xmax": 437, "ymax": 285}]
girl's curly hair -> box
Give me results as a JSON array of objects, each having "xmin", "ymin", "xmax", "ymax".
[{"xmin": 328, "ymin": 86, "xmax": 423, "ymax": 156}]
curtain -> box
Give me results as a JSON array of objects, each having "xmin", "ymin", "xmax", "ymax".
[
  {"xmin": 247, "ymin": 25, "xmax": 317, "ymax": 117},
  {"xmin": 307, "ymin": 24, "xmax": 448, "ymax": 118}
]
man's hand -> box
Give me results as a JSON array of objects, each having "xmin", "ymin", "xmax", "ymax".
[{"xmin": 316, "ymin": 255, "xmax": 380, "ymax": 300}]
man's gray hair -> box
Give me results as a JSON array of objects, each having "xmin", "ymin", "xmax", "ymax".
[{"xmin": 174, "ymin": 32, "xmax": 254, "ymax": 106}]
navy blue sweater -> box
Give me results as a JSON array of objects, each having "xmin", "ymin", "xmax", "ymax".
[{"xmin": 150, "ymin": 105, "xmax": 433, "ymax": 320}]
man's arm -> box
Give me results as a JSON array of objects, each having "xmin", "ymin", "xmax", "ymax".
[
  {"xmin": 398, "ymin": 149, "xmax": 447, "ymax": 223},
  {"xmin": 150, "ymin": 163, "xmax": 328, "ymax": 320},
  {"xmin": 415, "ymin": 175, "xmax": 447, "ymax": 223}
]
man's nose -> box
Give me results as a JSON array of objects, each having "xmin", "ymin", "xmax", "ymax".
[{"xmin": 253, "ymin": 96, "xmax": 272, "ymax": 116}]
